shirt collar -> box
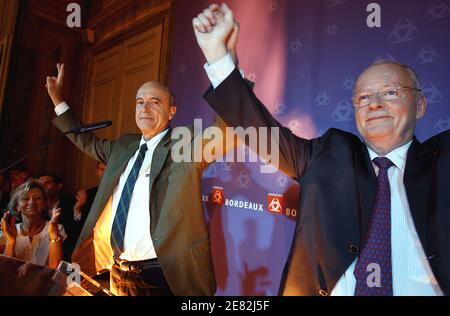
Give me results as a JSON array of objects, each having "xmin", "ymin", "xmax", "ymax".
[
  {"xmin": 140, "ymin": 128, "xmax": 169, "ymax": 149},
  {"xmin": 367, "ymin": 140, "xmax": 413, "ymax": 173}
]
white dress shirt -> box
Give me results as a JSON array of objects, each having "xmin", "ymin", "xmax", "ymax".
[
  {"xmin": 332, "ymin": 142, "xmax": 443, "ymax": 296},
  {"xmin": 55, "ymin": 103, "xmax": 168, "ymax": 262},
  {"xmin": 0, "ymin": 222, "xmax": 66, "ymax": 266},
  {"xmin": 205, "ymin": 56, "xmax": 444, "ymax": 296},
  {"xmin": 204, "ymin": 53, "xmax": 239, "ymax": 89}
]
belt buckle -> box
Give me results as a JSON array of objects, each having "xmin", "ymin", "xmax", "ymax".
[
  {"xmin": 116, "ymin": 259, "xmax": 141, "ymax": 273},
  {"xmin": 129, "ymin": 263, "xmax": 142, "ymax": 273},
  {"xmin": 118, "ymin": 260, "xmax": 129, "ymax": 272}
]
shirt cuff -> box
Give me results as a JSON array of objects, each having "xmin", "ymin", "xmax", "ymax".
[
  {"xmin": 55, "ymin": 102, "xmax": 70, "ymax": 116},
  {"xmin": 204, "ymin": 54, "xmax": 236, "ymax": 89}
]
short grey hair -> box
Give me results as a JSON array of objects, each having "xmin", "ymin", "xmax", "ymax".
[
  {"xmin": 137, "ymin": 81, "xmax": 177, "ymax": 107},
  {"xmin": 353, "ymin": 60, "xmax": 423, "ymax": 103},
  {"xmin": 370, "ymin": 60, "xmax": 421, "ymax": 90}
]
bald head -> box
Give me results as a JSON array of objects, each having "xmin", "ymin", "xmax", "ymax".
[
  {"xmin": 137, "ymin": 81, "xmax": 176, "ymax": 107},
  {"xmin": 353, "ymin": 61, "xmax": 427, "ymax": 156},
  {"xmin": 355, "ymin": 61, "xmax": 420, "ymax": 95},
  {"xmin": 135, "ymin": 81, "xmax": 177, "ymax": 141}
]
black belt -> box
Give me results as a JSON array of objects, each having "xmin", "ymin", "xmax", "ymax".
[{"xmin": 114, "ymin": 258, "xmax": 160, "ymax": 273}]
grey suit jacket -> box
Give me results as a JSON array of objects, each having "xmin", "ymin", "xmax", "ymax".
[{"xmin": 53, "ymin": 110, "xmax": 218, "ymax": 296}]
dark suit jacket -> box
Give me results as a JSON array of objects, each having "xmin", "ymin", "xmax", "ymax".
[
  {"xmin": 84, "ymin": 187, "xmax": 98, "ymax": 214},
  {"xmin": 0, "ymin": 190, "xmax": 9, "ymax": 216},
  {"xmin": 205, "ymin": 69, "xmax": 450, "ymax": 296},
  {"xmin": 58, "ymin": 194, "xmax": 80, "ymax": 262},
  {"xmin": 53, "ymin": 110, "xmax": 220, "ymax": 296}
]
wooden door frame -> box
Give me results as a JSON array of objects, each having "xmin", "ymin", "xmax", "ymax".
[
  {"xmin": 81, "ymin": 6, "xmax": 172, "ymax": 125},
  {"xmin": 0, "ymin": 0, "xmax": 20, "ymax": 125}
]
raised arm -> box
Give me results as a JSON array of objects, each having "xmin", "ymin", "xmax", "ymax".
[
  {"xmin": 194, "ymin": 4, "xmax": 311, "ymax": 178},
  {"xmin": 46, "ymin": 63, "xmax": 114, "ymax": 163},
  {"xmin": 47, "ymin": 206, "xmax": 63, "ymax": 269},
  {"xmin": 194, "ymin": 21, "xmax": 258, "ymax": 170},
  {"xmin": 1, "ymin": 211, "xmax": 17, "ymax": 258}
]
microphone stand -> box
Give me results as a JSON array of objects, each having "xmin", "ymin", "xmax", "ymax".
[
  {"xmin": 1, "ymin": 120, "xmax": 112, "ymax": 175},
  {"xmin": 1, "ymin": 128, "xmax": 87, "ymax": 175}
]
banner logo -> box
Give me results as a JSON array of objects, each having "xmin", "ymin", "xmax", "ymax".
[
  {"xmin": 235, "ymin": 170, "xmax": 251, "ymax": 188},
  {"xmin": 417, "ymin": 46, "xmax": 440, "ymax": 64},
  {"xmin": 316, "ymin": 92, "xmax": 330, "ymax": 107},
  {"xmin": 289, "ymin": 39, "xmax": 302, "ymax": 54},
  {"xmin": 332, "ymin": 100, "xmax": 354, "ymax": 122},
  {"xmin": 211, "ymin": 187, "xmax": 224, "ymax": 205},
  {"xmin": 276, "ymin": 174, "xmax": 289, "ymax": 187},
  {"xmin": 274, "ymin": 99, "xmax": 287, "ymax": 115},
  {"xmin": 268, "ymin": 193, "xmax": 284, "ymax": 214},
  {"xmin": 326, "ymin": 24, "xmax": 339, "ymax": 36},
  {"xmin": 388, "ymin": 20, "xmax": 418, "ymax": 44},
  {"xmin": 342, "ymin": 77, "xmax": 355, "ymax": 90},
  {"xmin": 426, "ymin": 0, "xmax": 450, "ymax": 20},
  {"xmin": 435, "ymin": 116, "xmax": 450, "ymax": 132},
  {"xmin": 422, "ymin": 83, "xmax": 443, "ymax": 104},
  {"xmin": 288, "ymin": 118, "xmax": 302, "ymax": 133}
]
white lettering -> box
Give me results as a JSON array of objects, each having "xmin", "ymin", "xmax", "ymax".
[
  {"xmin": 66, "ymin": 3, "xmax": 81, "ymax": 28},
  {"xmin": 366, "ymin": 263, "xmax": 381, "ymax": 288},
  {"xmin": 367, "ymin": 3, "xmax": 382, "ymax": 28}
]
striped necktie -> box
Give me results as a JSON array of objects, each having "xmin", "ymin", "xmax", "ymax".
[{"xmin": 110, "ymin": 143, "xmax": 148, "ymax": 258}]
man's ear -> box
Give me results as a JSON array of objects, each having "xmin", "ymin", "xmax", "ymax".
[
  {"xmin": 169, "ymin": 106, "xmax": 177, "ymax": 121},
  {"xmin": 416, "ymin": 95, "xmax": 427, "ymax": 120},
  {"xmin": 57, "ymin": 183, "xmax": 63, "ymax": 192}
]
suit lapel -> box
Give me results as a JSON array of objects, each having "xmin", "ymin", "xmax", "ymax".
[
  {"xmin": 80, "ymin": 130, "xmax": 172, "ymax": 244},
  {"xmin": 354, "ymin": 142, "xmax": 377, "ymax": 244},
  {"xmin": 404, "ymin": 137, "xmax": 435, "ymax": 253},
  {"xmin": 77, "ymin": 137, "xmax": 140, "ymax": 247},
  {"xmin": 149, "ymin": 129, "xmax": 172, "ymax": 234}
]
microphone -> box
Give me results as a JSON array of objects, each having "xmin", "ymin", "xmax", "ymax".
[{"xmin": 65, "ymin": 120, "xmax": 113, "ymax": 135}]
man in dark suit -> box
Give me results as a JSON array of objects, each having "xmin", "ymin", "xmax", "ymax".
[
  {"xmin": 72, "ymin": 162, "xmax": 106, "ymax": 235},
  {"xmin": 44, "ymin": 24, "xmax": 240, "ymax": 295},
  {"xmin": 194, "ymin": 4, "xmax": 449, "ymax": 296},
  {"xmin": 0, "ymin": 173, "xmax": 9, "ymax": 216}
]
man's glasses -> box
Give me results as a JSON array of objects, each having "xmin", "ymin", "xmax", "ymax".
[{"xmin": 352, "ymin": 87, "xmax": 422, "ymax": 109}]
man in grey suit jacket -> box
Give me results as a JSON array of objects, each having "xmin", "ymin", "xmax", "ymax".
[{"xmin": 44, "ymin": 24, "xmax": 240, "ymax": 295}]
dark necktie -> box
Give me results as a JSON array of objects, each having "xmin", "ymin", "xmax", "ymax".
[
  {"xmin": 110, "ymin": 143, "xmax": 148, "ymax": 258},
  {"xmin": 354, "ymin": 157, "xmax": 394, "ymax": 296}
]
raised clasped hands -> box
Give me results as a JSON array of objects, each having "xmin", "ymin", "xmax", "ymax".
[{"xmin": 193, "ymin": 3, "xmax": 238, "ymax": 65}]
